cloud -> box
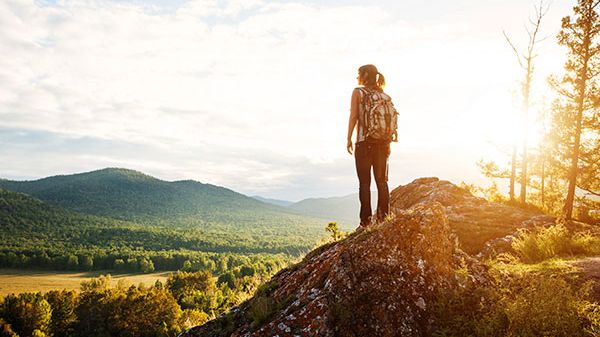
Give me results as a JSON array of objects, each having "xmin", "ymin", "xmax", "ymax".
[
  {"xmin": 0, "ymin": 127, "xmax": 357, "ymax": 200},
  {"xmin": 0, "ymin": 0, "xmax": 573, "ymax": 199}
]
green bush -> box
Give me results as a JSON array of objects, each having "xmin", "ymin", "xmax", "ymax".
[
  {"xmin": 578, "ymin": 299, "xmax": 600, "ymax": 336},
  {"xmin": 511, "ymin": 224, "xmax": 600, "ymax": 263},
  {"xmin": 503, "ymin": 277, "xmax": 583, "ymax": 336},
  {"xmin": 572, "ymin": 232, "xmax": 600, "ymax": 256},
  {"xmin": 432, "ymin": 265, "xmax": 599, "ymax": 336},
  {"xmin": 179, "ymin": 309, "xmax": 209, "ymax": 330}
]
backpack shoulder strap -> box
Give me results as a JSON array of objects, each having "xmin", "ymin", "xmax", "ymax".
[{"xmin": 355, "ymin": 86, "xmax": 367, "ymax": 97}]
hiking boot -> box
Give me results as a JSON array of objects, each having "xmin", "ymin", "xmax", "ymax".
[{"xmin": 355, "ymin": 220, "xmax": 370, "ymax": 233}]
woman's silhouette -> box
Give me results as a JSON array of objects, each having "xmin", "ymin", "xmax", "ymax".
[{"xmin": 346, "ymin": 64, "xmax": 397, "ymax": 229}]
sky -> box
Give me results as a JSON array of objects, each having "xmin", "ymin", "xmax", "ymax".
[{"xmin": 0, "ymin": 0, "xmax": 575, "ymax": 201}]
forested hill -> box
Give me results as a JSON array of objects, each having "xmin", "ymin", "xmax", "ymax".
[
  {"xmin": 0, "ymin": 168, "xmax": 311, "ymax": 227},
  {"xmin": 0, "ymin": 187, "xmax": 314, "ymax": 254},
  {"xmin": 0, "ymin": 169, "xmax": 331, "ymax": 272},
  {"xmin": 0, "ymin": 188, "xmax": 127, "ymax": 233},
  {"xmin": 0, "ymin": 187, "xmax": 321, "ymax": 272}
]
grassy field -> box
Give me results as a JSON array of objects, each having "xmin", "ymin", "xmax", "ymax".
[{"xmin": 0, "ymin": 269, "xmax": 171, "ymax": 296}]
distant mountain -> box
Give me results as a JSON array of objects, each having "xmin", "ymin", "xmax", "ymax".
[
  {"xmin": 0, "ymin": 168, "xmax": 317, "ymax": 229},
  {"xmin": 288, "ymin": 192, "xmax": 377, "ymax": 228},
  {"xmin": 251, "ymin": 195, "xmax": 294, "ymax": 207}
]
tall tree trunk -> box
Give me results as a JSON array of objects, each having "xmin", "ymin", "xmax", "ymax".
[
  {"xmin": 504, "ymin": 1, "xmax": 546, "ymax": 205},
  {"xmin": 510, "ymin": 145, "xmax": 517, "ymax": 201},
  {"xmin": 563, "ymin": 110, "xmax": 584, "ymax": 219},
  {"xmin": 520, "ymin": 70, "xmax": 532, "ymax": 204},
  {"xmin": 563, "ymin": 8, "xmax": 593, "ymax": 220},
  {"xmin": 541, "ymin": 158, "xmax": 545, "ymax": 207},
  {"xmin": 563, "ymin": 92, "xmax": 587, "ymax": 219}
]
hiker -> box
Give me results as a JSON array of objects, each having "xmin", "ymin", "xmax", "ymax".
[{"xmin": 346, "ymin": 64, "xmax": 398, "ymax": 229}]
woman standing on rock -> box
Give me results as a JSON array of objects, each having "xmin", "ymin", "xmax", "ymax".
[{"xmin": 346, "ymin": 64, "xmax": 398, "ymax": 229}]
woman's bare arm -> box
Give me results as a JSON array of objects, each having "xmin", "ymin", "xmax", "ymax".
[{"xmin": 346, "ymin": 88, "xmax": 359, "ymax": 154}]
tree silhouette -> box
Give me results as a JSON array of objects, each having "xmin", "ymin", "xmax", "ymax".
[
  {"xmin": 503, "ymin": 0, "xmax": 549, "ymax": 204},
  {"xmin": 549, "ymin": 0, "xmax": 600, "ymax": 220}
]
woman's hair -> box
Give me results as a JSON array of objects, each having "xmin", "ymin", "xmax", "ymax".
[{"xmin": 358, "ymin": 64, "xmax": 385, "ymax": 91}]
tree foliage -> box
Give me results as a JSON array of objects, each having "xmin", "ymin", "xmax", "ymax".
[
  {"xmin": 548, "ymin": 0, "xmax": 600, "ymax": 219},
  {"xmin": 0, "ymin": 188, "xmax": 320, "ymax": 273},
  {"xmin": 0, "ymin": 266, "xmax": 278, "ymax": 337},
  {"xmin": 477, "ymin": 1, "xmax": 599, "ymax": 222}
]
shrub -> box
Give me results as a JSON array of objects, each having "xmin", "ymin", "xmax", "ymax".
[
  {"xmin": 432, "ymin": 265, "xmax": 598, "ymax": 336},
  {"xmin": 248, "ymin": 295, "xmax": 276, "ymax": 329},
  {"xmin": 571, "ymin": 232, "xmax": 600, "ymax": 255},
  {"xmin": 179, "ymin": 309, "xmax": 209, "ymax": 330},
  {"xmin": 577, "ymin": 299, "xmax": 600, "ymax": 336},
  {"xmin": 511, "ymin": 224, "xmax": 599, "ymax": 263},
  {"xmin": 325, "ymin": 222, "xmax": 346, "ymax": 241},
  {"xmin": 503, "ymin": 276, "xmax": 583, "ymax": 336},
  {"xmin": 247, "ymin": 282, "xmax": 294, "ymax": 330}
]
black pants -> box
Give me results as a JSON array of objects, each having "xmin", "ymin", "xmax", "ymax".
[{"xmin": 354, "ymin": 141, "xmax": 390, "ymax": 226}]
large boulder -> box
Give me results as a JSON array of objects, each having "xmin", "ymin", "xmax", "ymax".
[
  {"xmin": 390, "ymin": 177, "xmax": 555, "ymax": 255},
  {"xmin": 181, "ymin": 201, "xmax": 485, "ymax": 336}
]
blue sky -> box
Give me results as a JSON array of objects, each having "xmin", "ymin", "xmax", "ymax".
[{"xmin": 0, "ymin": 0, "xmax": 574, "ymax": 201}]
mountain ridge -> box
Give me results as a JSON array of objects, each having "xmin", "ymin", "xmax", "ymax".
[
  {"xmin": 0, "ymin": 167, "xmax": 313, "ymax": 227},
  {"xmin": 2, "ymin": 167, "xmax": 382, "ymax": 228},
  {"xmin": 251, "ymin": 195, "xmax": 294, "ymax": 207}
]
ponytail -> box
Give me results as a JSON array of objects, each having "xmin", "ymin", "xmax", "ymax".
[
  {"xmin": 376, "ymin": 72, "xmax": 386, "ymax": 91},
  {"xmin": 358, "ymin": 64, "xmax": 385, "ymax": 92}
]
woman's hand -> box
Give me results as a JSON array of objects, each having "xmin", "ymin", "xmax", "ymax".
[{"xmin": 347, "ymin": 139, "xmax": 353, "ymax": 155}]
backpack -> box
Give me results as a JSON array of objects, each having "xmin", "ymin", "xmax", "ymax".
[{"xmin": 358, "ymin": 87, "xmax": 398, "ymax": 142}]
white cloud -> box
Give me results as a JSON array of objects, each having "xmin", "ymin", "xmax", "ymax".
[{"xmin": 0, "ymin": 0, "xmax": 574, "ymax": 199}]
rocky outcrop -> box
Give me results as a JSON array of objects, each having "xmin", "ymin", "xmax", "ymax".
[
  {"xmin": 180, "ymin": 177, "xmax": 562, "ymax": 337},
  {"xmin": 389, "ymin": 177, "xmax": 555, "ymax": 255},
  {"xmin": 181, "ymin": 178, "xmax": 498, "ymax": 337}
]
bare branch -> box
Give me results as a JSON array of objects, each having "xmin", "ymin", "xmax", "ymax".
[
  {"xmin": 539, "ymin": 0, "xmax": 551, "ymax": 18},
  {"xmin": 579, "ymin": 186, "xmax": 600, "ymax": 196},
  {"xmin": 503, "ymin": 30, "xmax": 525, "ymax": 68},
  {"xmin": 527, "ymin": 0, "xmax": 547, "ymax": 58},
  {"xmin": 536, "ymin": 35, "xmax": 551, "ymax": 44}
]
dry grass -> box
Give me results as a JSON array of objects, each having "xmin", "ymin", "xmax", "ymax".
[
  {"xmin": 0, "ymin": 268, "xmax": 171, "ymax": 296},
  {"xmin": 511, "ymin": 224, "xmax": 600, "ymax": 263}
]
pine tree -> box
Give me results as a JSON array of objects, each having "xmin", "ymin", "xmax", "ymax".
[{"xmin": 549, "ymin": 0, "xmax": 600, "ymax": 220}]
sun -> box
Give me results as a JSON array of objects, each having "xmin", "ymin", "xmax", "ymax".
[{"xmin": 455, "ymin": 88, "xmax": 548, "ymax": 170}]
